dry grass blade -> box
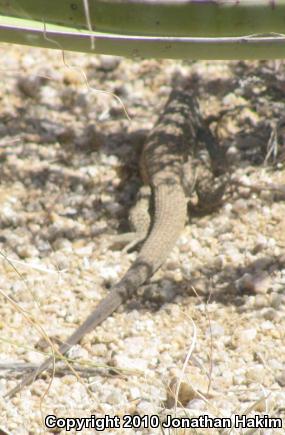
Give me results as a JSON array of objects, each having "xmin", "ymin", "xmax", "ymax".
[{"xmin": 174, "ymin": 316, "xmax": 197, "ymax": 415}]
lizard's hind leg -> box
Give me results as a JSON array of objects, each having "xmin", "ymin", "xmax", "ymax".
[{"xmin": 112, "ymin": 185, "xmax": 152, "ymax": 252}]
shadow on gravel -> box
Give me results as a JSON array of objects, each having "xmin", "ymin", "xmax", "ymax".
[{"xmin": 1, "ymin": 68, "xmax": 284, "ymax": 304}]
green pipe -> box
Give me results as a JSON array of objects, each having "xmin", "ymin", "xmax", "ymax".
[
  {"xmin": 1, "ymin": 16, "xmax": 285, "ymax": 60},
  {"xmin": 1, "ymin": 1, "xmax": 285, "ymax": 59},
  {"xmin": 1, "ymin": 0, "xmax": 285, "ymax": 37}
]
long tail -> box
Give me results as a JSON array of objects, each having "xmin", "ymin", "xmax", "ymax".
[{"xmin": 5, "ymin": 289, "xmax": 123, "ymax": 398}]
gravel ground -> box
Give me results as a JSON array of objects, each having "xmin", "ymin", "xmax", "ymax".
[{"xmin": 0, "ymin": 45, "xmax": 284, "ymax": 434}]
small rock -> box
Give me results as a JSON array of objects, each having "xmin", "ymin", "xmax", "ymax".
[
  {"xmin": 253, "ymin": 257, "xmax": 273, "ymax": 271},
  {"xmin": 224, "ymin": 203, "xmax": 233, "ymax": 214},
  {"xmin": 136, "ymin": 400, "xmax": 155, "ymax": 415},
  {"xmin": 30, "ymin": 380, "xmax": 50, "ymax": 397},
  {"xmin": 188, "ymin": 238, "xmax": 201, "ymax": 253},
  {"xmin": 62, "ymin": 375, "xmax": 77, "ymax": 386},
  {"xmin": 17, "ymin": 75, "xmax": 45, "ymax": 98},
  {"xmin": 40, "ymin": 85, "xmax": 59, "ymax": 105},
  {"xmin": 144, "ymin": 280, "xmax": 176, "ymax": 303},
  {"xmin": 232, "ymin": 370, "xmax": 246, "ymax": 385},
  {"xmin": 55, "ymin": 125, "xmax": 75, "ymax": 143},
  {"xmin": 206, "ymin": 322, "xmax": 225, "ymax": 337},
  {"xmin": 262, "ymin": 308, "xmax": 278, "ymax": 321},
  {"xmin": 190, "ymin": 277, "xmax": 209, "ymax": 296},
  {"xmin": 166, "ymin": 367, "xmax": 209, "ymax": 408},
  {"xmin": 111, "ymin": 354, "xmax": 148, "ymax": 373},
  {"xmin": 105, "ymin": 388, "xmax": 125, "ymax": 405},
  {"xmin": 89, "ymin": 343, "xmax": 108, "ymax": 357},
  {"xmin": 98, "ymin": 55, "xmax": 121, "ymax": 71},
  {"xmin": 63, "ymin": 69, "xmax": 82, "ymax": 85},
  {"xmin": 16, "ymin": 244, "xmax": 39, "ymax": 258},
  {"xmin": 129, "ymin": 387, "xmax": 141, "ymax": 400},
  {"xmin": 235, "ymin": 273, "xmax": 254, "ymax": 293},
  {"xmin": 232, "ymin": 327, "xmax": 257, "ymax": 348},
  {"xmin": 245, "ymin": 365, "xmax": 266, "ymax": 383},
  {"xmin": 226, "ymin": 145, "xmax": 239, "ymax": 157},
  {"xmin": 242, "ymin": 328, "xmax": 257, "ymax": 341},
  {"xmin": 179, "ymin": 240, "xmax": 190, "ymax": 253},
  {"xmin": 67, "ymin": 345, "xmax": 89, "ymax": 360},
  {"xmin": 270, "ymin": 293, "xmax": 283, "ymax": 309},
  {"xmin": 52, "ymin": 238, "xmax": 73, "ymax": 251},
  {"xmin": 186, "ymin": 398, "xmax": 205, "ymax": 410},
  {"xmin": 254, "ymin": 294, "xmax": 268, "ymax": 309},
  {"xmin": 260, "ymin": 320, "xmax": 274, "ymax": 330},
  {"xmin": 278, "ymin": 254, "xmax": 285, "ymax": 267},
  {"xmin": 235, "ymin": 272, "xmax": 270, "ymax": 294},
  {"xmin": 35, "ymin": 335, "xmax": 62, "ymax": 352},
  {"xmin": 0, "ymin": 380, "xmax": 5, "ymax": 393},
  {"xmin": 276, "ymin": 371, "xmax": 285, "ymax": 387},
  {"xmin": 252, "ymin": 399, "xmax": 268, "ymax": 413},
  {"xmin": 25, "ymin": 351, "xmax": 44, "ymax": 365},
  {"xmin": 76, "ymin": 125, "xmax": 103, "ymax": 150},
  {"xmin": 232, "ymin": 198, "xmax": 248, "ymax": 214}
]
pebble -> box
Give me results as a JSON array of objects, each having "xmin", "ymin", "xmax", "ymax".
[
  {"xmin": 90, "ymin": 343, "xmax": 108, "ymax": 356},
  {"xmin": 40, "ymin": 85, "xmax": 59, "ymax": 105},
  {"xmin": 25, "ymin": 351, "xmax": 44, "ymax": 364},
  {"xmin": 253, "ymin": 257, "xmax": 273, "ymax": 271},
  {"xmin": 16, "ymin": 244, "xmax": 39, "ymax": 258},
  {"xmin": 111, "ymin": 354, "xmax": 148, "ymax": 373},
  {"xmin": 232, "ymin": 198, "xmax": 248, "ymax": 213},
  {"xmin": 136, "ymin": 400, "xmax": 156, "ymax": 416},
  {"xmin": 270, "ymin": 293, "xmax": 283, "ymax": 309},
  {"xmin": 232, "ymin": 328, "xmax": 257, "ymax": 348},
  {"xmin": 63, "ymin": 69, "xmax": 82, "ymax": 85},
  {"xmin": 235, "ymin": 273, "xmax": 253, "ymax": 293},
  {"xmin": 276, "ymin": 371, "xmax": 285, "ymax": 387},
  {"xmin": 254, "ymin": 294, "xmax": 269, "ymax": 309},
  {"xmin": 98, "ymin": 55, "xmax": 121, "ymax": 71},
  {"xmin": 245, "ymin": 365, "xmax": 266, "ymax": 383},
  {"xmin": 143, "ymin": 280, "xmax": 176, "ymax": 303},
  {"xmin": 235, "ymin": 272, "xmax": 270, "ymax": 294},
  {"xmin": 252, "ymin": 398, "xmax": 268, "ymax": 413},
  {"xmin": 262, "ymin": 307, "xmax": 278, "ymax": 321},
  {"xmin": 232, "ymin": 370, "xmax": 246, "ymax": 385},
  {"xmin": 17, "ymin": 75, "xmax": 45, "ymax": 98},
  {"xmin": 189, "ymin": 277, "xmax": 210, "ymax": 295},
  {"xmin": 66, "ymin": 345, "xmax": 89, "ymax": 360},
  {"xmin": 226, "ymin": 145, "xmax": 239, "ymax": 158},
  {"xmin": 166, "ymin": 368, "xmax": 209, "ymax": 408},
  {"xmin": 260, "ymin": 320, "xmax": 274, "ymax": 330},
  {"xmin": 186, "ymin": 398, "xmax": 205, "ymax": 410},
  {"xmin": 206, "ymin": 322, "xmax": 225, "ymax": 337},
  {"xmin": 129, "ymin": 387, "xmax": 141, "ymax": 400},
  {"xmin": 188, "ymin": 238, "xmax": 201, "ymax": 253},
  {"xmin": 62, "ymin": 375, "xmax": 77, "ymax": 386},
  {"xmin": 105, "ymin": 388, "xmax": 125, "ymax": 405},
  {"xmin": 30, "ymin": 381, "xmax": 49, "ymax": 397}
]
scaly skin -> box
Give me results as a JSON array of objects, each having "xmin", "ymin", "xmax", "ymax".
[{"xmin": 6, "ymin": 88, "xmax": 199, "ymax": 398}]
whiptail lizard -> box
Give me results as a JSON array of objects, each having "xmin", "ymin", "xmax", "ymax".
[{"xmin": 6, "ymin": 87, "xmax": 200, "ymax": 398}]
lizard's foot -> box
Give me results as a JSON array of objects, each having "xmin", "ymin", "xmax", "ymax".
[
  {"xmin": 110, "ymin": 185, "xmax": 151, "ymax": 252},
  {"xmin": 111, "ymin": 231, "xmax": 148, "ymax": 252}
]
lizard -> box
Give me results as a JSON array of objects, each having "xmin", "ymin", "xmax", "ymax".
[{"xmin": 6, "ymin": 87, "xmax": 201, "ymax": 398}]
